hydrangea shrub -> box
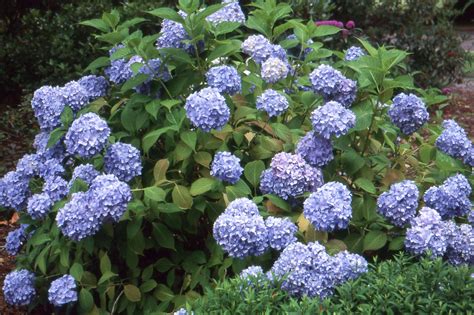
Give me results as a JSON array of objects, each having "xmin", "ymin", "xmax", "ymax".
[{"xmin": 0, "ymin": 0, "xmax": 472, "ymax": 313}]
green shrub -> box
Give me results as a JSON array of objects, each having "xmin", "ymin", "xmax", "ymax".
[
  {"xmin": 192, "ymin": 253, "xmax": 474, "ymax": 314},
  {"xmin": 333, "ymin": 0, "xmax": 470, "ymax": 88},
  {"xmin": 0, "ymin": 0, "xmax": 472, "ymax": 313}
]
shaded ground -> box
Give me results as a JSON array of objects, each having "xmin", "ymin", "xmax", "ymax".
[{"xmin": 444, "ymin": 79, "xmax": 474, "ymax": 138}]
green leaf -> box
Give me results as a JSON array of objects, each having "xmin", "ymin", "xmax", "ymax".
[
  {"xmin": 313, "ymin": 25, "xmax": 340, "ymax": 37},
  {"xmin": 124, "ymin": 284, "xmax": 142, "ymax": 302},
  {"xmin": 341, "ymin": 151, "xmax": 366, "ymax": 175},
  {"xmin": 194, "ymin": 151, "xmax": 212, "ymax": 168},
  {"xmin": 144, "ymin": 186, "xmax": 166, "ymax": 202},
  {"xmin": 29, "ymin": 233, "xmax": 51, "ymax": 246},
  {"xmin": 357, "ymin": 38, "xmax": 378, "ymax": 56},
  {"xmin": 80, "ymin": 18, "xmax": 109, "ymax": 32},
  {"xmin": 159, "ymin": 47, "xmax": 193, "ymax": 64},
  {"xmin": 79, "ymin": 288, "xmax": 94, "ymax": 312},
  {"xmin": 213, "ymin": 22, "xmax": 241, "ymax": 36},
  {"xmin": 98, "ymin": 271, "xmax": 117, "ymax": 285},
  {"xmin": 155, "ymin": 284, "xmax": 174, "ymax": 302},
  {"xmin": 70, "ymin": 263, "xmax": 84, "ymax": 281},
  {"xmin": 140, "ymin": 279, "xmax": 158, "ymax": 293},
  {"xmin": 153, "ymin": 159, "xmax": 169, "ymax": 183},
  {"xmin": 419, "ymin": 144, "xmax": 435, "ymax": 164},
  {"xmin": 172, "ymin": 185, "xmax": 193, "ymax": 209},
  {"xmin": 208, "ymin": 40, "xmax": 241, "ymax": 61},
  {"xmin": 147, "ymin": 8, "xmax": 184, "ymax": 23},
  {"xmin": 84, "ymin": 56, "xmax": 111, "ymax": 73},
  {"xmin": 100, "ymin": 253, "xmax": 112, "ymax": 274},
  {"xmin": 180, "ymin": 131, "xmax": 197, "ymax": 150},
  {"xmin": 121, "ymin": 73, "xmax": 149, "ymax": 92},
  {"xmin": 152, "ymin": 223, "xmax": 175, "ymax": 250},
  {"xmin": 363, "ymin": 231, "xmax": 388, "ymax": 251},
  {"xmin": 60, "ymin": 106, "xmax": 74, "ymax": 126},
  {"xmin": 226, "ymin": 180, "xmax": 251, "ymax": 201},
  {"xmin": 354, "ymin": 178, "xmax": 376, "ymax": 194},
  {"xmin": 244, "ymin": 160, "xmax": 265, "ymax": 188},
  {"xmin": 389, "ymin": 236, "xmax": 406, "ymax": 251},
  {"xmin": 142, "ymin": 125, "xmax": 179, "ymax": 153},
  {"xmin": 190, "ymin": 178, "xmax": 218, "ymax": 196},
  {"xmin": 47, "ymin": 128, "xmax": 66, "ymax": 148},
  {"xmin": 351, "ymin": 102, "xmax": 373, "ymax": 131},
  {"xmin": 265, "ymin": 194, "xmax": 290, "ymax": 212},
  {"xmin": 145, "ymin": 100, "xmax": 161, "ymax": 119}
]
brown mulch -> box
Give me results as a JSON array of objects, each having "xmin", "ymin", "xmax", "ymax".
[{"xmin": 444, "ymin": 80, "xmax": 474, "ymax": 139}]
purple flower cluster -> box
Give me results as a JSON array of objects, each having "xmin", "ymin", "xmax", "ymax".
[
  {"xmin": 309, "ymin": 65, "xmax": 357, "ymax": 107},
  {"xmin": 296, "ymin": 131, "xmax": 334, "ymax": 167},
  {"xmin": 210, "ymin": 151, "xmax": 243, "ymax": 184},
  {"xmin": 388, "ymin": 93, "xmax": 429, "ymax": 135},
  {"xmin": 206, "ymin": 65, "xmax": 241, "ymax": 95},
  {"xmin": 48, "ymin": 275, "xmax": 78, "ymax": 306},
  {"xmin": 64, "ymin": 113, "xmax": 111, "ymax": 158},
  {"xmin": 43, "ymin": 176, "xmax": 68, "ymax": 202},
  {"xmin": 345, "ymin": 46, "xmax": 366, "ymax": 61},
  {"xmin": 105, "ymin": 45, "xmax": 133, "ymax": 84},
  {"xmin": 77, "ymin": 75, "xmax": 109, "ymax": 100},
  {"xmin": 27, "ymin": 193, "xmax": 53, "ymax": 220},
  {"xmin": 185, "ymin": 87, "xmax": 230, "ymax": 132},
  {"xmin": 265, "ymin": 217, "xmax": 297, "ymax": 250},
  {"xmin": 260, "ymin": 152, "xmax": 323, "ymax": 200},
  {"xmin": 241, "ymin": 35, "xmax": 287, "ymax": 65},
  {"xmin": 33, "ymin": 132, "xmax": 66, "ymax": 161},
  {"xmin": 5, "ymin": 224, "xmax": 30, "ymax": 255},
  {"xmin": 436, "ymin": 120, "xmax": 473, "ymax": 165},
  {"xmin": 423, "ymin": 174, "xmax": 471, "ymax": 219},
  {"xmin": 444, "ymin": 222, "xmax": 474, "ymax": 266},
  {"xmin": 31, "ymin": 86, "xmax": 64, "ymax": 131},
  {"xmin": 2, "ymin": 270, "xmax": 36, "ymax": 306},
  {"xmin": 213, "ymin": 198, "xmax": 269, "ymax": 258},
  {"xmin": 38, "ymin": 158, "xmax": 65, "ymax": 180},
  {"xmin": 206, "ymin": 0, "xmax": 246, "ymax": 25},
  {"xmin": 156, "ymin": 12, "xmax": 193, "ymax": 52},
  {"xmin": 15, "ymin": 154, "xmax": 41, "ymax": 178},
  {"xmin": 261, "ymin": 57, "xmax": 289, "ymax": 83},
  {"xmin": 310, "ymin": 101, "xmax": 356, "ymax": 139},
  {"xmin": 69, "ymin": 164, "xmax": 100, "ymax": 188},
  {"xmin": 405, "ymin": 207, "xmax": 447, "ymax": 257},
  {"xmin": 0, "ymin": 171, "xmax": 30, "ymax": 210},
  {"xmin": 270, "ymin": 242, "xmax": 367, "ymax": 298},
  {"xmin": 104, "ymin": 142, "xmax": 142, "ymax": 182},
  {"xmin": 59, "ymin": 81, "xmax": 89, "ymax": 112},
  {"xmin": 303, "ymin": 182, "xmax": 352, "ymax": 232},
  {"xmin": 57, "ymin": 174, "xmax": 131, "ymax": 241},
  {"xmin": 240, "ymin": 265, "xmax": 264, "ymax": 279},
  {"xmin": 377, "ymin": 180, "xmax": 419, "ymax": 227},
  {"xmin": 256, "ymin": 89, "xmax": 289, "ymax": 117}
]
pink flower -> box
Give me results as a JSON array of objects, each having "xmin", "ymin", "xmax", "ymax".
[
  {"xmin": 346, "ymin": 20, "xmax": 356, "ymax": 29},
  {"xmin": 315, "ymin": 20, "xmax": 344, "ymax": 28}
]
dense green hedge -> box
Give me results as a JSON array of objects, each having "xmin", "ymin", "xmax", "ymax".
[{"xmin": 192, "ymin": 253, "xmax": 474, "ymax": 314}]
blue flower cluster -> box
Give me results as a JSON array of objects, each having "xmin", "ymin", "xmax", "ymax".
[
  {"xmin": 332, "ymin": 250, "xmax": 369, "ymax": 285},
  {"xmin": 105, "ymin": 45, "xmax": 132, "ymax": 84},
  {"xmin": 64, "ymin": 113, "xmax": 111, "ymax": 158},
  {"xmin": 57, "ymin": 174, "xmax": 131, "ymax": 241},
  {"xmin": 261, "ymin": 57, "xmax": 289, "ymax": 83},
  {"xmin": 377, "ymin": 180, "xmax": 419, "ymax": 227},
  {"xmin": 43, "ymin": 176, "xmax": 68, "ymax": 202},
  {"xmin": 345, "ymin": 46, "xmax": 366, "ymax": 61},
  {"xmin": 405, "ymin": 207, "xmax": 447, "ymax": 257},
  {"xmin": 2, "ymin": 270, "xmax": 36, "ymax": 306},
  {"xmin": 104, "ymin": 142, "xmax": 142, "ymax": 182},
  {"xmin": 34, "ymin": 132, "xmax": 66, "ymax": 161},
  {"xmin": 240, "ymin": 265, "xmax": 264, "ymax": 279},
  {"xmin": 48, "ymin": 274, "xmax": 78, "ymax": 306},
  {"xmin": 310, "ymin": 101, "xmax": 356, "ymax": 139},
  {"xmin": 206, "ymin": 65, "xmax": 241, "ymax": 95},
  {"xmin": 436, "ymin": 120, "xmax": 473, "ymax": 166},
  {"xmin": 210, "ymin": 151, "xmax": 243, "ymax": 184},
  {"xmin": 423, "ymin": 174, "xmax": 471, "ymax": 219},
  {"xmin": 185, "ymin": 87, "xmax": 230, "ymax": 132},
  {"xmin": 39, "ymin": 158, "xmax": 65, "ymax": 180},
  {"xmin": 303, "ymin": 182, "xmax": 352, "ymax": 232},
  {"xmin": 69, "ymin": 164, "xmax": 100, "ymax": 188},
  {"xmin": 174, "ymin": 308, "xmax": 193, "ymax": 315},
  {"xmin": 241, "ymin": 35, "xmax": 287, "ymax": 65},
  {"xmin": 265, "ymin": 217, "xmax": 297, "ymax": 250},
  {"xmin": 31, "ymin": 85, "xmax": 64, "ymax": 131},
  {"xmin": 156, "ymin": 11, "xmax": 193, "ymax": 52},
  {"xmin": 27, "ymin": 193, "xmax": 53, "ymax": 220},
  {"xmin": 309, "ymin": 64, "xmax": 357, "ymax": 107},
  {"xmin": 387, "ymin": 93, "xmax": 429, "ymax": 135},
  {"xmin": 270, "ymin": 241, "xmax": 367, "ymax": 298},
  {"xmin": 0, "ymin": 171, "xmax": 30, "ymax": 210},
  {"xmin": 206, "ymin": 0, "xmax": 246, "ymax": 25},
  {"xmin": 444, "ymin": 222, "xmax": 474, "ymax": 266},
  {"xmin": 296, "ymin": 131, "xmax": 334, "ymax": 167},
  {"xmin": 5, "ymin": 224, "xmax": 30, "ymax": 255},
  {"xmin": 260, "ymin": 152, "xmax": 323, "ymax": 200},
  {"xmin": 77, "ymin": 75, "xmax": 109, "ymax": 100},
  {"xmin": 256, "ymin": 89, "xmax": 289, "ymax": 117},
  {"xmin": 59, "ymin": 81, "xmax": 89, "ymax": 112},
  {"xmin": 224, "ymin": 197, "xmax": 260, "ymax": 216},
  {"xmin": 16, "ymin": 154, "xmax": 41, "ymax": 178},
  {"xmin": 213, "ymin": 198, "xmax": 269, "ymax": 258}
]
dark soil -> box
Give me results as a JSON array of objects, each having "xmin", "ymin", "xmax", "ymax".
[{"xmin": 444, "ymin": 80, "xmax": 474, "ymax": 139}]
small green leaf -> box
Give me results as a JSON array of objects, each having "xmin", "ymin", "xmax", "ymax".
[
  {"xmin": 244, "ymin": 160, "xmax": 265, "ymax": 188},
  {"xmin": 155, "ymin": 284, "xmax": 174, "ymax": 302},
  {"xmin": 140, "ymin": 279, "xmax": 157, "ymax": 293},
  {"xmin": 79, "ymin": 288, "xmax": 94, "ymax": 312},
  {"xmin": 190, "ymin": 178, "xmax": 217, "ymax": 196},
  {"xmin": 389, "ymin": 236, "xmax": 406, "ymax": 251},
  {"xmin": 70, "ymin": 263, "xmax": 84, "ymax": 281},
  {"xmin": 80, "ymin": 19, "xmax": 109, "ymax": 32},
  {"xmin": 265, "ymin": 194, "xmax": 290, "ymax": 212},
  {"xmin": 354, "ymin": 178, "xmax": 376, "ymax": 194},
  {"xmin": 47, "ymin": 128, "xmax": 66, "ymax": 148},
  {"xmin": 194, "ymin": 151, "xmax": 212, "ymax": 168},
  {"xmin": 145, "ymin": 100, "xmax": 161, "ymax": 119},
  {"xmin": 153, "ymin": 159, "xmax": 169, "ymax": 183},
  {"xmin": 172, "ymin": 185, "xmax": 193, "ymax": 209},
  {"xmin": 100, "ymin": 253, "xmax": 112, "ymax": 274},
  {"xmin": 124, "ymin": 284, "xmax": 142, "ymax": 302},
  {"xmin": 147, "ymin": 8, "xmax": 184, "ymax": 23},
  {"xmin": 152, "ymin": 223, "xmax": 175, "ymax": 250},
  {"xmin": 180, "ymin": 131, "xmax": 197, "ymax": 150},
  {"xmin": 363, "ymin": 231, "xmax": 387, "ymax": 251},
  {"xmin": 142, "ymin": 125, "xmax": 179, "ymax": 153},
  {"xmin": 341, "ymin": 151, "xmax": 366, "ymax": 175},
  {"xmin": 60, "ymin": 106, "xmax": 74, "ymax": 126},
  {"xmin": 313, "ymin": 25, "xmax": 340, "ymax": 37}
]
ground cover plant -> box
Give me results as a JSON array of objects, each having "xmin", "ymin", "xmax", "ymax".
[{"xmin": 0, "ymin": 0, "xmax": 473, "ymax": 313}]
